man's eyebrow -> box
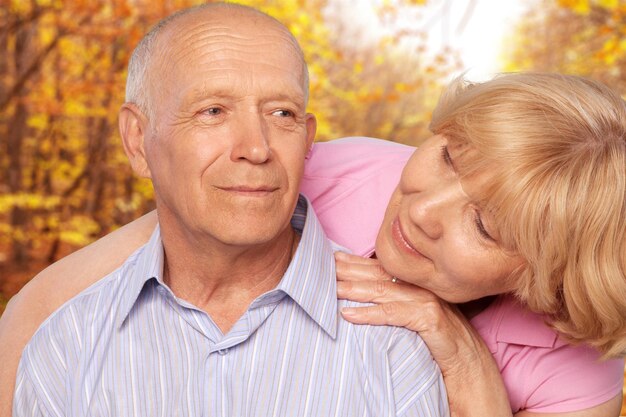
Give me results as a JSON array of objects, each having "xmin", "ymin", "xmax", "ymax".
[
  {"xmin": 182, "ymin": 89, "xmax": 305, "ymax": 106},
  {"xmin": 182, "ymin": 88, "xmax": 233, "ymax": 105}
]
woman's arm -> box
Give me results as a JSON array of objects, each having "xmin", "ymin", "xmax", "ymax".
[
  {"xmin": 335, "ymin": 251, "xmax": 624, "ymax": 417},
  {"xmin": 335, "ymin": 251, "xmax": 513, "ymax": 417},
  {"xmin": 0, "ymin": 210, "xmax": 158, "ymax": 417}
]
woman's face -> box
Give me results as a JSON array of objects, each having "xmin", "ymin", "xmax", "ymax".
[{"xmin": 375, "ymin": 134, "xmax": 525, "ymax": 303}]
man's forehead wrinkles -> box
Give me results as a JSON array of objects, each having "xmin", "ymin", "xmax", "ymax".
[
  {"xmin": 167, "ymin": 22, "xmax": 300, "ymax": 51},
  {"xmin": 183, "ymin": 77, "xmax": 306, "ymax": 105},
  {"xmin": 163, "ymin": 34, "xmax": 303, "ymax": 72}
]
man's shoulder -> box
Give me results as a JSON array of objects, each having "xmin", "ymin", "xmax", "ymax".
[
  {"xmin": 338, "ymin": 299, "xmax": 430, "ymax": 353},
  {"xmin": 24, "ymin": 246, "xmax": 145, "ymax": 355},
  {"xmin": 336, "ymin": 299, "xmax": 445, "ymax": 412}
]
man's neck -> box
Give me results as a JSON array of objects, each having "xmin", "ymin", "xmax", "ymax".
[{"xmin": 157, "ymin": 213, "xmax": 300, "ymax": 334}]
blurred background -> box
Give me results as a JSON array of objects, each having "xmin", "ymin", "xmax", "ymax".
[{"xmin": 1, "ymin": 0, "xmax": 625, "ymax": 409}]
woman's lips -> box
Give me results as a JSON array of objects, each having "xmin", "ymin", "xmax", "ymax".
[{"xmin": 391, "ymin": 217, "xmax": 428, "ymax": 259}]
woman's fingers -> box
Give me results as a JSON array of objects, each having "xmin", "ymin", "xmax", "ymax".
[
  {"xmin": 337, "ymin": 280, "xmax": 416, "ymax": 303},
  {"xmin": 335, "ymin": 252, "xmax": 393, "ymax": 282},
  {"xmin": 337, "ymin": 279, "xmax": 435, "ymax": 303},
  {"xmin": 338, "ymin": 280, "xmax": 443, "ymax": 334},
  {"xmin": 341, "ymin": 303, "xmax": 417, "ymax": 328},
  {"xmin": 334, "ymin": 251, "xmax": 379, "ymax": 266},
  {"xmin": 340, "ymin": 297, "xmax": 472, "ymax": 362}
]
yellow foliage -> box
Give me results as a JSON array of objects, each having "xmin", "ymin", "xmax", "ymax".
[
  {"xmin": 27, "ymin": 114, "xmax": 48, "ymax": 130},
  {"xmin": 0, "ymin": 0, "xmax": 446, "ymax": 275},
  {"xmin": 134, "ymin": 178, "xmax": 155, "ymax": 200},
  {"xmin": 597, "ymin": 0, "xmax": 619, "ymax": 9},
  {"xmin": 10, "ymin": 0, "xmax": 31, "ymax": 14},
  {"xmin": 47, "ymin": 215, "xmax": 60, "ymax": 229},
  {"xmin": 39, "ymin": 26, "xmax": 56, "ymax": 45},
  {"xmin": 59, "ymin": 230, "xmax": 92, "ymax": 246},
  {"xmin": 64, "ymin": 100, "xmax": 90, "ymax": 116},
  {"xmin": 0, "ymin": 194, "xmax": 62, "ymax": 213},
  {"xmin": 504, "ymin": 0, "xmax": 626, "ymax": 122},
  {"xmin": 59, "ymin": 215, "xmax": 101, "ymax": 246},
  {"xmin": 558, "ymin": 0, "xmax": 591, "ymax": 14}
]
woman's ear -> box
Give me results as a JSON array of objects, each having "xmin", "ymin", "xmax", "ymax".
[{"xmin": 118, "ymin": 103, "xmax": 152, "ymax": 178}]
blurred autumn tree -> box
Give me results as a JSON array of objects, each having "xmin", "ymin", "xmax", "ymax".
[
  {"xmin": 504, "ymin": 0, "xmax": 626, "ymax": 95},
  {"xmin": 0, "ymin": 0, "xmax": 458, "ymax": 305}
]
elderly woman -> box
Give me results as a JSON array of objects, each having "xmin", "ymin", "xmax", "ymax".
[{"xmin": 1, "ymin": 73, "xmax": 624, "ymax": 416}]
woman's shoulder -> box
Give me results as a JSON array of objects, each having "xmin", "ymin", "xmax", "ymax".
[
  {"xmin": 303, "ymin": 137, "xmax": 415, "ymax": 180},
  {"xmin": 301, "ymin": 137, "xmax": 415, "ymax": 256},
  {"xmin": 472, "ymin": 295, "xmax": 624, "ymax": 413},
  {"xmin": 472, "ymin": 295, "xmax": 558, "ymax": 349}
]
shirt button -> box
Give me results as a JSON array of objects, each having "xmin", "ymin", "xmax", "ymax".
[{"xmin": 217, "ymin": 348, "xmax": 229, "ymax": 355}]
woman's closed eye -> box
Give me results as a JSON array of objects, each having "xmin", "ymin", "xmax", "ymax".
[
  {"xmin": 440, "ymin": 145, "xmax": 454, "ymax": 167},
  {"xmin": 474, "ymin": 210, "xmax": 494, "ymax": 241}
]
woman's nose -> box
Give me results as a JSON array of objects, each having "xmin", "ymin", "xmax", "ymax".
[{"xmin": 407, "ymin": 184, "xmax": 462, "ymax": 239}]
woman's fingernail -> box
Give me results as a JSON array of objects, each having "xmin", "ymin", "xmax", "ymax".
[{"xmin": 334, "ymin": 251, "xmax": 346, "ymax": 259}]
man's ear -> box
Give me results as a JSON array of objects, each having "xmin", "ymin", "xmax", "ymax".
[
  {"xmin": 304, "ymin": 113, "xmax": 317, "ymax": 155},
  {"xmin": 119, "ymin": 103, "xmax": 151, "ymax": 178}
]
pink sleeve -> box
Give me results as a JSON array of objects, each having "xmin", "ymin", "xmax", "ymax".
[
  {"xmin": 477, "ymin": 297, "xmax": 625, "ymax": 413},
  {"xmin": 519, "ymin": 343, "xmax": 624, "ymax": 413},
  {"xmin": 300, "ymin": 137, "xmax": 414, "ymax": 256}
]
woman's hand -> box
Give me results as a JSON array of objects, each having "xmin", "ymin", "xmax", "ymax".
[{"xmin": 335, "ymin": 251, "xmax": 513, "ymax": 417}]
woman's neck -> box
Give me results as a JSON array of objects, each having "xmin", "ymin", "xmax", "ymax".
[{"xmin": 458, "ymin": 296, "xmax": 497, "ymax": 319}]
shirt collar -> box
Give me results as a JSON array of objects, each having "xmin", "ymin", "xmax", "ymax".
[
  {"xmin": 116, "ymin": 223, "xmax": 165, "ymax": 328},
  {"xmin": 271, "ymin": 195, "xmax": 338, "ymax": 338},
  {"xmin": 472, "ymin": 295, "xmax": 558, "ymax": 353},
  {"xmin": 493, "ymin": 295, "xmax": 557, "ymax": 348},
  {"xmin": 116, "ymin": 195, "xmax": 338, "ymax": 338}
]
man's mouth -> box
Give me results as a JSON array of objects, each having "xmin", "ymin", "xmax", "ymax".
[{"xmin": 217, "ymin": 185, "xmax": 278, "ymax": 196}]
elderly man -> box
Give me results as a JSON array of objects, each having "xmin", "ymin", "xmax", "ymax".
[{"xmin": 11, "ymin": 3, "xmax": 448, "ymax": 416}]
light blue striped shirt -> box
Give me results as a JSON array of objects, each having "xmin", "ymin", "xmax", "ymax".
[{"xmin": 14, "ymin": 196, "xmax": 449, "ymax": 417}]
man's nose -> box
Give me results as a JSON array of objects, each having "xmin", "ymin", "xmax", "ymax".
[
  {"xmin": 407, "ymin": 184, "xmax": 461, "ymax": 239},
  {"xmin": 230, "ymin": 112, "xmax": 271, "ymax": 164}
]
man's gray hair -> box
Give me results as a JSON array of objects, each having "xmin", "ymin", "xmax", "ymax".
[{"xmin": 125, "ymin": 2, "xmax": 310, "ymax": 121}]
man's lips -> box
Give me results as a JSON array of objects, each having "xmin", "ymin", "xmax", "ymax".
[
  {"xmin": 217, "ymin": 185, "xmax": 278, "ymax": 196},
  {"xmin": 391, "ymin": 217, "xmax": 428, "ymax": 259}
]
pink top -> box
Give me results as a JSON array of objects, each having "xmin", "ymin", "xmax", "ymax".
[{"xmin": 300, "ymin": 137, "xmax": 624, "ymax": 413}]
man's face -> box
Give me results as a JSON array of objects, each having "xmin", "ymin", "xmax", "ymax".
[{"xmin": 135, "ymin": 12, "xmax": 315, "ymax": 248}]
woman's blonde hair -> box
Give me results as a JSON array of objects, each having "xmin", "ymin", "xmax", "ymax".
[{"xmin": 430, "ymin": 72, "xmax": 626, "ymax": 358}]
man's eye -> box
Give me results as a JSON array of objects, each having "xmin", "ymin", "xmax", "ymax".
[
  {"xmin": 273, "ymin": 109, "xmax": 293, "ymax": 117},
  {"xmin": 203, "ymin": 107, "xmax": 221, "ymax": 115}
]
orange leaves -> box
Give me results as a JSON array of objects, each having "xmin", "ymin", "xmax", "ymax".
[
  {"xmin": 504, "ymin": 0, "xmax": 626, "ymax": 107},
  {"xmin": 0, "ymin": 0, "xmax": 157, "ymax": 269},
  {"xmin": 0, "ymin": 0, "xmax": 455, "ymax": 278},
  {"xmin": 557, "ymin": 0, "xmax": 591, "ymax": 14}
]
